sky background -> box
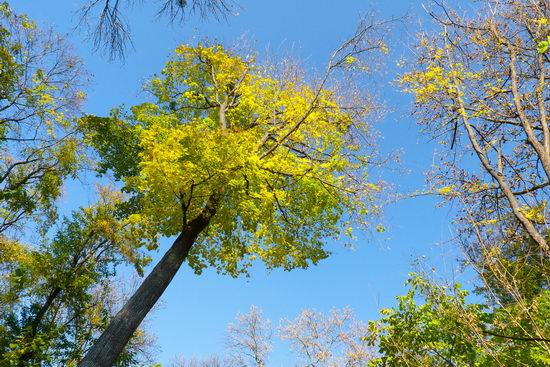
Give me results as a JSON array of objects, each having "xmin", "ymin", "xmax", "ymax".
[{"xmin": 12, "ymin": 1, "xmax": 471, "ymax": 365}]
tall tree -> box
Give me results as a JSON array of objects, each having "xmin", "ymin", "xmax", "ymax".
[
  {"xmin": 78, "ymin": 18, "xmax": 389, "ymax": 366},
  {"xmin": 0, "ymin": 4, "xmax": 158, "ymax": 365},
  {"xmin": 0, "ymin": 188, "xmax": 157, "ymax": 366},
  {"xmin": 388, "ymin": 0, "xmax": 550, "ymax": 365},
  {"xmin": 400, "ymin": 0, "xmax": 550, "ymax": 255}
]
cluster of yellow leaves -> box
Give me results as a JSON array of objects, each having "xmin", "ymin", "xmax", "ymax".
[
  {"xmin": 0, "ymin": 236, "xmax": 29, "ymax": 264},
  {"xmin": 437, "ymin": 185, "xmax": 455, "ymax": 196},
  {"xmin": 519, "ymin": 201, "xmax": 547, "ymax": 224},
  {"xmin": 400, "ymin": 62, "xmax": 450, "ymax": 104}
]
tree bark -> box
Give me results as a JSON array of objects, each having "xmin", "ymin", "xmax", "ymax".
[
  {"xmin": 78, "ymin": 190, "xmax": 219, "ymax": 366},
  {"xmin": 78, "ymin": 190, "xmax": 220, "ymax": 367},
  {"xmin": 78, "ymin": 228, "xmax": 198, "ymax": 367}
]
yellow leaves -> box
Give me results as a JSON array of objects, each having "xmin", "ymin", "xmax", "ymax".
[
  {"xmin": 519, "ymin": 201, "xmax": 547, "ymax": 224},
  {"xmin": 437, "ymin": 185, "xmax": 455, "ymax": 196},
  {"xmin": 174, "ymin": 43, "xmax": 251, "ymax": 91},
  {"xmin": 433, "ymin": 47, "xmax": 444, "ymax": 60},
  {"xmin": 0, "ymin": 236, "xmax": 29, "ymax": 264},
  {"xmin": 466, "ymin": 181, "xmax": 490, "ymax": 194},
  {"xmin": 476, "ymin": 218, "xmax": 497, "ymax": 226},
  {"xmin": 345, "ymin": 56, "xmax": 359, "ymax": 65},
  {"xmin": 38, "ymin": 93, "xmax": 53, "ymax": 105},
  {"xmin": 400, "ymin": 64, "xmax": 450, "ymax": 104},
  {"xmin": 534, "ymin": 18, "xmax": 549, "ymax": 27},
  {"xmin": 367, "ymin": 183, "xmax": 380, "ymax": 192},
  {"xmin": 108, "ymin": 43, "xmax": 379, "ymax": 275},
  {"xmin": 20, "ymin": 18, "xmax": 36, "ymax": 30},
  {"xmin": 379, "ymin": 41, "xmax": 390, "ymax": 55},
  {"xmin": 76, "ymin": 90, "xmax": 86, "ymax": 101}
]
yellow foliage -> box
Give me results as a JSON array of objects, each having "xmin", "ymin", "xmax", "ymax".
[
  {"xmin": 519, "ymin": 202, "xmax": 547, "ymax": 224},
  {"xmin": 437, "ymin": 185, "xmax": 455, "ymax": 196},
  {"xmin": 100, "ymin": 44, "xmax": 379, "ymax": 275}
]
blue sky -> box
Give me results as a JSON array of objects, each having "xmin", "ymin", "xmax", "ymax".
[{"xmin": 13, "ymin": 0, "xmax": 468, "ymax": 365}]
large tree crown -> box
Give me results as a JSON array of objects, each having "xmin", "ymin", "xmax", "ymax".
[{"xmin": 83, "ymin": 44, "xmax": 379, "ymax": 276}]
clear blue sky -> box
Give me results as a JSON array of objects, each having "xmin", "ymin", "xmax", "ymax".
[{"xmin": 13, "ymin": 0, "xmax": 468, "ymax": 365}]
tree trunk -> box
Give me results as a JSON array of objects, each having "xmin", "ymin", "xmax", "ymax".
[
  {"xmin": 78, "ymin": 230, "xmax": 196, "ymax": 367},
  {"xmin": 78, "ymin": 191, "xmax": 220, "ymax": 367}
]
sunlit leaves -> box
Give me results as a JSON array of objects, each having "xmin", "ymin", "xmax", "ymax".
[{"xmin": 85, "ymin": 43, "xmax": 379, "ymax": 276}]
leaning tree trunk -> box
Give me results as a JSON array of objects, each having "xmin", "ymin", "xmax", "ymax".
[
  {"xmin": 78, "ymin": 192, "xmax": 219, "ymax": 367},
  {"xmin": 78, "ymin": 230, "xmax": 194, "ymax": 366}
]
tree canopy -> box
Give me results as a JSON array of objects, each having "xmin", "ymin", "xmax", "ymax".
[{"xmin": 83, "ymin": 42, "xmax": 381, "ymax": 276}]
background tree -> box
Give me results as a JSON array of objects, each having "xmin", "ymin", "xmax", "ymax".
[
  {"xmin": 170, "ymin": 356, "xmax": 237, "ymax": 367},
  {"xmin": 370, "ymin": 272, "xmax": 550, "ymax": 367},
  {"xmin": 226, "ymin": 306, "xmax": 272, "ymax": 367},
  {"xmin": 171, "ymin": 306, "xmax": 374, "ymax": 367},
  {"xmin": 0, "ymin": 1, "xmax": 84, "ymax": 235},
  {"xmin": 0, "ymin": 188, "xmax": 157, "ymax": 366},
  {"xmin": 400, "ymin": 0, "xmax": 550, "ymax": 254},
  {"xmin": 387, "ymin": 0, "xmax": 550, "ymax": 365},
  {"xmin": 0, "ymin": 4, "xmax": 158, "ymax": 366},
  {"xmin": 279, "ymin": 307, "xmax": 373, "ymax": 367},
  {"xmin": 78, "ymin": 18, "xmax": 389, "ymax": 366}
]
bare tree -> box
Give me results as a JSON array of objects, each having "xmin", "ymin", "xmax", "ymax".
[
  {"xmin": 171, "ymin": 355, "xmax": 238, "ymax": 367},
  {"xmin": 226, "ymin": 306, "xmax": 272, "ymax": 367},
  {"xmin": 279, "ymin": 308, "xmax": 374, "ymax": 367}
]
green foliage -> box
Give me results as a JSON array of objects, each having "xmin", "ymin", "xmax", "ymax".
[
  {"xmin": 369, "ymin": 273, "xmax": 550, "ymax": 367},
  {"xmin": 537, "ymin": 37, "xmax": 550, "ymax": 54},
  {"xmin": 0, "ymin": 188, "xmax": 153, "ymax": 366},
  {"xmin": 0, "ymin": 5, "xmax": 155, "ymax": 365}
]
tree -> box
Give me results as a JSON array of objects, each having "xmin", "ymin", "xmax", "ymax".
[
  {"xmin": 370, "ymin": 273, "xmax": 550, "ymax": 367},
  {"xmin": 78, "ymin": 0, "xmax": 234, "ymax": 59},
  {"xmin": 279, "ymin": 307, "xmax": 373, "ymax": 367},
  {"xmin": 171, "ymin": 306, "xmax": 374, "ymax": 366},
  {"xmin": 392, "ymin": 2, "xmax": 550, "ymax": 364},
  {"xmin": 78, "ymin": 18, "xmax": 389, "ymax": 366},
  {"xmin": 0, "ymin": 1, "xmax": 84, "ymax": 235},
  {"xmin": 0, "ymin": 188, "xmax": 156, "ymax": 366},
  {"xmin": 400, "ymin": 0, "xmax": 550, "ymax": 255},
  {"xmin": 170, "ymin": 356, "xmax": 237, "ymax": 367},
  {"xmin": 0, "ymin": 4, "xmax": 157, "ymax": 365},
  {"xmin": 226, "ymin": 306, "xmax": 272, "ymax": 367},
  {"xmin": 400, "ymin": 0, "xmax": 550, "ymax": 342}
]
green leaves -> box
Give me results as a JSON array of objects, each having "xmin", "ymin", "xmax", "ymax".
[
  {"xmin": 370, "ymin": 273, "xmax": 550, "ymax": 367},
  {"xmin": 537, "ymin": 36, "xmax": 550, "ymax": 54},
  {"xmin": 0, "ymin": 187, "xmax": 153, "ymax": 365}
]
